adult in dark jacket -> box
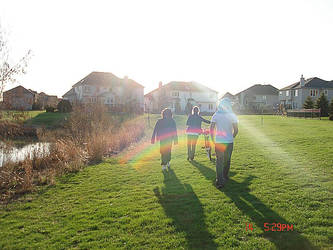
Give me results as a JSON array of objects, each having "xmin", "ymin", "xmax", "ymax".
[
  {"xmin": 186, "ymin": 106, "xmax": 210, "ymax": 160},
  {"xmin": 151, "ymin": 108, "xmax": 178, "ymax": 171}
]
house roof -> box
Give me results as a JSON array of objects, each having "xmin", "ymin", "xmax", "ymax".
[
  {"xmin": 72, "ymin": 71, "xmax": 144, "ymax": 89},
  {"xmin": 235, "ymin": 84, "xmax": 279, "ymax": 96},
  {"xmin": 63, "ymin": 88, "xmax": 76, "ymax": 98},
  {"xmin": 145, "ymin": 81, "xmax": 218, "ymax": 97},
  {"xmin": 4, "ymin": 85, "xmax": 36, "ymax": 96},
  {"xmin": 280, "ymin": 77, "xmax": 333, "ymax": 90},
  {"xmin": 220, "ymin": 92, "xmax": 234, "ymax": 99}
]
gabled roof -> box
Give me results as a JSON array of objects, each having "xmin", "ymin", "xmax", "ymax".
[
  {"xmin": 72, "ymin": 71, "xmax": 144, "ymax": 89},
  {"xmin": 145, "ymin": 81, "xmax": 218, "ymax": 97},
  {"xmin": 4, "ymin": 85, "xmax": 36, "ymax": 96},
  {"xmin": 235, "ymin": 84, "xmax": 278, "ymax": 96},
  {"xmin": 63, "ymin": 88, "xmax": 76, "ymax": 98},
  {"xmin": 220, "ymin": 92, "xmax": 234, "ymax": 99},
  {"xmin": 280, "ymin": 77, "xmax": 333, "ymax": 90}
]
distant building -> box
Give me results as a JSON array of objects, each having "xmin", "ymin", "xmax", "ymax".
[
  {"xmin": 279, "ymin": 75, "xmax": 333, "ymax": 109},
  {"xmin": 37, "ymin": 92, "xmax": 59, "ymax": 108},
  {"xmin": 3, "ymin": 85, "xmax": 59, "ymax": 110},
  {"xmin": 3, "ymin": 85, "xmax": 38, "ymax": 110},
  {"xmin": 63, "ymin": 71, "xmax": 144, "ymax": 113},
  {"xmin": 144, "ymin": 81, "xmax": 218, "ymax": 114},
  {"xmin": 235, "ymin": 84, "xmax": 279, "ymax": 113}
]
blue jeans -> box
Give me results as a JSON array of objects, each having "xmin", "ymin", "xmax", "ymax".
[{"xmin": 215, "ymin": 143, "xmax": 234, "ymax": 185}]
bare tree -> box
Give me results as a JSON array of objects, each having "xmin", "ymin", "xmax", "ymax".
[{"xmin": 0, "ymin": 24, "xmax": 32, "ymax": 100}]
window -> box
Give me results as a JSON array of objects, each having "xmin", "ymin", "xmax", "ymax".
[
  {"xmin": 209, "ymin": 104, "xmax": 213, "ymax": 110},
  {"xmin": 286, "ymin": 91, "xmax": 289, "ymax": 96},
  {"xmin": 310, "ymin": 89, "xmax": 318, "ymax": 97},
  {"xmin": 262, "ymin": 96, "xmax": 267, "ymax": 100},
  {"xmin": 172, "ymin": 92, "xmax": 179, "ymax": 97},
  {"xmin": 295, "ymin": 90, "xmax": 298, "ymax": 97},
  {"xmin": 324, "ymin": 89, "xmax": 328, "ymax": 95},
  {"xmin": 279, "ymin": 91, "xmax": 282, "ymax": 96}
]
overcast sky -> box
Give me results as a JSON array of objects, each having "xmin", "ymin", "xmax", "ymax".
[{"xmin": 1, "ymin": 0, "xmax": 333, "ymax": 97}]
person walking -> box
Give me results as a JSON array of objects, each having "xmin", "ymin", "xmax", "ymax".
[
  {"xmin": 210, "ymin": 98, "xmax": 238, "ymax": 188},
  {"xmin": 186, "ymin": 106, "xmax": 211, "ymax": 161},
  {"xmin": 151, "ymin": 108, "xmax": 178, "ymax": 171}
]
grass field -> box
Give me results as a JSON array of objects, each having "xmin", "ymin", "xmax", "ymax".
[
  {"xmin": 0, "ymin": 110, "xmax": 44, "ymax": 122},
  {"xmin": 24, "ymin": 111, "xmax": 69, "ymax": 128},
  {"xmin": 0, "ymin": 115, "xmax": 332, "ymax": 249}
]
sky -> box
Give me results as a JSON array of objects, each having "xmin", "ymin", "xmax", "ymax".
[{"xmin": 1, "ymin": 0, "xmax": 333, "ymax": 97}]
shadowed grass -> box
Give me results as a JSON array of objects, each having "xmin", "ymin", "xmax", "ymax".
[{"xmin": 0, "ymin": 115, "xmax": 332, "ymax": 249}]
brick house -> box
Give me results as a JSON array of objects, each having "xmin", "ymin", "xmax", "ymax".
[{"xmin": 3, "ymin": 85, "xmax": 38, "ymax": 110}]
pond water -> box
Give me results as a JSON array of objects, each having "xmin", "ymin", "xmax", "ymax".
[{"xmin": 0, "ymin": 142, "xmax": 50, "ymax": 167}]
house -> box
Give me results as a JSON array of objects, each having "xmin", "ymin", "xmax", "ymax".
[
  {"xmin": 37, "ymin": 92, "xmax": 59, "ymax": 108},
  {"xmin": 3, "ymin": 85, "xmax": 38, "ymax": 110},
  {"xmin": 279, "ymin": 75, "xmax": 333, "ymax": 109},
  {"xmin": 235, "ymin": 84, "xmax": 279, "ymax": 113},
  {"xmin": 144, "ymin": 81, "xmax": 218, "ymax": 114},
  {"xmin": 63, "ymin": 71, "xmax": 144, "ymax": 113}
]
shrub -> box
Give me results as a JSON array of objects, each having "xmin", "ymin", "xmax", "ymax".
[
  {"xmin": 45, "ymin": 106, "xmax": 55, "ymax": 112},
  {"xmin": 57, "ymin": 100, "xmax": 72, "ymax": 113},
  {"xmin": 303, "ymin": 96, "xmax": 314, "ymax": 109},
  {"xmin": 315, "ymin": 93, "xmax": 329, "ymax": 117},
  {"xmin": 32, "ymin": 102, "xmax": 42, "ymax": 110}
]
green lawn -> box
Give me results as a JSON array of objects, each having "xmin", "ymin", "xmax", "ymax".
[
  {"xmin": 0, "ymin": 115, "xmax": 332, "ymax": 249},
  {"xmin": 0, "ymin": 110, "xmax": 44, "ymax": 122},
  {"xmin": 24, "ymin": 111, "xmax": 69, "ymax": 128}
]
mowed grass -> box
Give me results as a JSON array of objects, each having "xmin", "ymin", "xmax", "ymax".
[
  {"xmin": 24, "ymin": 111, "xmax": 69, "ymax": 128},
  {"xmin": 0, "ymin": 110, "xmax": 44, "ymax": 122},
  {"xmin": 0, "ymin": 115, "xmax": 332, "ymax": 249}
]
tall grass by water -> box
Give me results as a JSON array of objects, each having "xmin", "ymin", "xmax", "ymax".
[{"xmin": 0, "ymin": 105, "xmax": 145, "ymax": 202}]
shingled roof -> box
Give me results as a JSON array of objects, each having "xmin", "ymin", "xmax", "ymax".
[
  {"xmin": 73, "ymin": 72, "xmax": 144, "ymax": 89},
  {"xmin": 145, "ymin": 81, "xmax": 218, "ymax": 97},
  {"xmin": 280, "ymin": 77, "xmax": 333, "ymax": 90},
  {"xmin": 235, "ymin": 84, "xmax": 278, "ymax": 96}
]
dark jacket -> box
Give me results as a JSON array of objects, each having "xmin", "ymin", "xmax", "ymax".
[
  {"xmin": 186, "ymin": 114, "xmax": 210, "ymax": 134},
  {"xmin": 151, "ymin": 118, "xmax": 178, "ymax": 143}
]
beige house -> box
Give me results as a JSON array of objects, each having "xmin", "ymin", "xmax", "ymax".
[{"xmin": 63, "ymin": 71, "xmax": 144, "ymax": 113}]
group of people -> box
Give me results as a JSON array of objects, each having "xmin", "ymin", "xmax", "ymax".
[{"xmin": 151, "ymin": 98, "xmax": 238, "ymax": 188}]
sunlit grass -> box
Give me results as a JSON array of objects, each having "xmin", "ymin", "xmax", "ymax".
[{"xmin": 0, "ymin": 115, "xmax": 332, "ymax": 249}]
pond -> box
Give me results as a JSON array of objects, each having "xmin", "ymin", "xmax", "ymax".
[{"xmin": 0, "ymin": 142, "xmax": 50, "ymax": 167}]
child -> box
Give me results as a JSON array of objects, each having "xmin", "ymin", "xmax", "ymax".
[
  {"xmin": 151, "ymin": 108, "xmax": 178, "ymax": 171},
  {"xmin": 186, "ymin": 106, "xmax": 210, "ymax": 160}
]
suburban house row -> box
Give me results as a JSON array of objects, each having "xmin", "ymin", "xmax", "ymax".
[
  {"xmin": 2, "ymin": 72, "xmax": 333, "ymax": 113},
  {"xmin": 1, "ymin": 86, "xmax": 58, "ymax": 110}
]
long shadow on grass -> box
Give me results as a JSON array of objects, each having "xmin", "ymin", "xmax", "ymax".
[
  {"xmin": 190, "ymin": 160, "xmax": 315, "ymax": 250},
  {"xmin": 153, "ymin": 169, "xmax": 217, "ymax": 249}
]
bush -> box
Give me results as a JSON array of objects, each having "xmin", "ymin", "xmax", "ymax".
[
  {"xmin": 45, "ymin": 106, "xmax": 55, "ymax": 112},
  {"xmin": 32, "ymin": 102, "xmax": 42, "ymax": 110},
  {"xmin": 330, "ymin": 115, "xmax": 333, "ymax": 121},
  {"xmin": 57, "ymin": 100, "xmax": 72, "ymax": 113},
  {"xmin": 303, "ymin": 96, "xmax": 314, "ymax": 109},
  {"xmin": 315, "ymin": 93, "xmax": 329, "ymax": 117}
]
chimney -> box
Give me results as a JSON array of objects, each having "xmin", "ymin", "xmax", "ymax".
[
  {"xmin": 300, "ymin": 74, "xmax": 305, "ymax": 87},
  {"xmin": 159, "ymin": 81, "xmax": 162, "ymax": 88}
]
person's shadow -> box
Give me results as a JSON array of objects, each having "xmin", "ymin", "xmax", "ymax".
[
  {"xmin": 153, "ymin": 169, "xmax": 218, "ymax": 249},
  {"xmin": 190, "ymin": 160, "xmax": 315, "ymax": 250}
]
